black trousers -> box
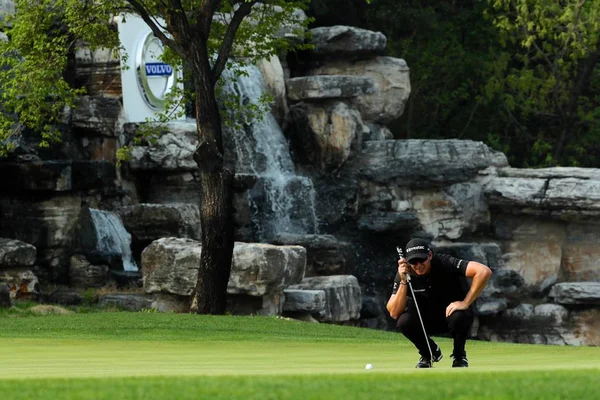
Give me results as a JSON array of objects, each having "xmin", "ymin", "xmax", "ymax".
[{"xmin": 396, "ymin": 303, "xmax": 474, "ymax": 358}]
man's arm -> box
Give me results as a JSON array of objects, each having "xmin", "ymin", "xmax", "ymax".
[
  {"xmin": 386, "ymin": 282, "xmax": 408, "ymax": 319},
  {"xmin": 386, "ymin": 259, "xmax": 411, "ymax": 319},
  {"xmin": 446, "ymin": 261, "xmax": 492, "ymax": 317}
]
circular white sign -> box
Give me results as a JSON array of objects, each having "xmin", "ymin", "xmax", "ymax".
[{"xmin": 135, "ymin": 32, "xmax": 175, "ymax": 110}]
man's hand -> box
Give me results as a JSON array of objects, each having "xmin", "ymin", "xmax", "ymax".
[
  {"xmin": 398, "ymin": 259, "xmax": 411, "ymax": 283},
  {"xmin": 446, "ymin": 300, "xmax": 468, "ymax": 317}
]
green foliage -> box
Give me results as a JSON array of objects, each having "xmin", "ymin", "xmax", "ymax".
[
  {"xmin": 1, "ymin": 0, "xmax": 312, "ymax": 158},
  {"xmin": 0, "ymin": 0, "xmax": 123, "ymax": 155},
  {"xmin": 484, "ymin": 0, "xmax": 600, "ymax": 166},
  {"xmin": 307, "ymin": 0, "xmax": 600, "ymax": 167},
  {"xmin": 361, "ymin": 0, "xmax": 503, "ymax": 142}
]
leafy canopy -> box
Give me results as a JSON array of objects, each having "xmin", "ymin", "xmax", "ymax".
[
  {"xmin": 484, "ymin": 0, "xmax": 600, "ymax": 166},
  {"xmin": 0, "ymin": 0, "xmax": 312, "ymax": 157}
]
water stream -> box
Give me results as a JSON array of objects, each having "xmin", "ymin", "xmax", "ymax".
[
  {"xmin": 222, "ymin": 64, "xmax": 318, "ymax": 240},
  {"xmin": 89, "ymin": 208, "xmax": 138, "ymax": 272}
]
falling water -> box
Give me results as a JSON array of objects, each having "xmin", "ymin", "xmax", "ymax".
[
  {"xmin": 89, "ymin": 209, "xmax": 138, "ymax": 272},
  {"xmin": 222, "ymin": 64, "xmax": 318, "ymax": 240}
]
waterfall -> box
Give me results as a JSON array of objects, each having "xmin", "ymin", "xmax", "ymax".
[
  {"xmin": 222, "ymin": 64, "xmax": 318, "ymax": 240},
  {"xmin": 89, "ymin": 209, "xmax": 138, "ymax": 272}
]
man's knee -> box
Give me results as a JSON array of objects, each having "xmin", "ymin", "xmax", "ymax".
[
  {"xmin": 396, "ymin": 311, "xmax": 418, "ymax": 333},
  {"xmin": 446, "ymin": 309, "xmax": 473, "ymax": 332}
]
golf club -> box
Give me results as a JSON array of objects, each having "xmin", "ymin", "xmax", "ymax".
[{"xmin": 396, "ymin": 246, "xmax": 434, "ymax": 366}]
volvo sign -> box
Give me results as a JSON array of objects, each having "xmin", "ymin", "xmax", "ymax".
[{"xmin": 118, "ymin": 14, "xmax": 184, "ymax": 122}]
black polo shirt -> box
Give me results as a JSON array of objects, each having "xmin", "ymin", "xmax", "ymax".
[{"xmin": 392, "ymin": 253, "xmax": 469, "ymax": 309}]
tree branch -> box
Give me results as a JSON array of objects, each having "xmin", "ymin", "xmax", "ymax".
[
  {"xmin": 211, "ymin": 1, "xmax": 257, "ymax": 84},
  {"xmin": 126, "ymin": 0, "xmax": 185, "ymax": 57},
  {"xmin": 458, "ymin": 102, "xmax": 479, "ymax": 139}
]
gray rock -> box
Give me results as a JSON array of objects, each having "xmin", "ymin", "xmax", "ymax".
[
  {"xmin": 142, "ymin": 238, "xmax": 203, "ymax": 296},
  {"xmin": 228, "ymin": 242, "xmax": 306, "ymax": 296},
  {"xmin": 534, "ymin": 303, "xmax": 569, "ymax": 324},
  {"xmin": 364, "ymin": 124, "xmax": 393, "ymax": 141},
  {"xmin": 308, "ymin": 26, "xmax": 386, "ymax": 58},
  {"xmin": 0, "ymin": 194, "xmax": 81, "ymax": 250},
  {"xmin": 98, "ymin": 293, "xmax": 153, "ymax": 311},
  {"xmin": 283, "ymin": 289, "xmax": 326, "ymax": 314},
  {"xmin": 485, "ymin": 167, "xmax": 600, "ymax": 219},
  {"xmin": 0, "ymin": 161, "xmax": 116, "ymax": 193},
  {"xmin": 287, "ymin": 101, "xmax": 364, "ymax": 172},
  {"xmin": 287, "ymin": 75, "xmax": 375, "ymax": 101},
  {"xmin": 549, "ymin": 282, "xmax": 600, "ymax": 305},
  {"xmin": 0, "ymin": 238, "xmax": 36, "ymax": 268},
  {"xmin": 494, "ymin": 216, "xmax": 564, "ymax": 293},
  {"xmin": 358, "ymin": 211, "xmax": 420, "ymax": 233},
  {"xmin": 126, "ymin": 120, "xmax": 198, "ymax": 171},
  {"xmin": 145, "ymin": 172, "xmax": 201, "ymax": 204},
  {"xmin": 309, "ymin": 57, "xmax": 410, "ymax": 124},
  {"xmin": 117, "ymin": 203, "xmax": 201, "ymax": 243},
  {"xmin": 69, "ymin": 96, "xmax": 123, "ymax": 137},
  {"xmin": 271, "ymin": 234, "xmax": 353, "ymax": 277},
  {"xmin": 142, "ymin": 239, "xmax": 306, "ymax": 298},
  {"xmin": 69, "ymin": 255, "xmax": 109, "ymax": 288},
  {"xmin": 47, "ymin": 289, "xmax": 84, "ymax": 306},
  {"xmin": 288, "ymin": 275, "xmax": 362, "ymax": 322},
  {"xmin": 475, "ymin": 298, "xmax": 507, "ymax": 316},
  {"xmin": 227, "ymin": 292, "xmax": 285, "ymax": 316},
  {"xmin": 344, "ymin": 139, "xmax": 508, "ymax": 185}
]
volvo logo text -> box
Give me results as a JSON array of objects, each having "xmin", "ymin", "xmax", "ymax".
[{"xmin": 135, "ymin": 32, "xmax": 176, "ymax": 110}]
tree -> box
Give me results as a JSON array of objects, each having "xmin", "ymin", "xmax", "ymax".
[
  {"xmin": 485, "ymin": 0, "xmax": 600, "ymax": 166},
  {"xmin": 0, "ymin": 0, "xmax": 310, "ymax": 314}
]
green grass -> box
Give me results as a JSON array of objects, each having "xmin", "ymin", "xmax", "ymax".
[{"xmin": 0, "ymin": 311, "xmax": 598, "ymax": 399}]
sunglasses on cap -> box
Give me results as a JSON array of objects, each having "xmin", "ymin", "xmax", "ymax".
[{"xmin": 408, "ymin": 257, "xmax": 428, "ymax": 266}]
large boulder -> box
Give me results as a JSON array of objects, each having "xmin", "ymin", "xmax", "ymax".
[
  {"xmin": 142, "ymin": 238, "xmax": 306, "ymax": 298},
  {"xmin": 228, "ymin": 242, "xmax": 306, "ymax": 296},
  {"xmin": 271, "ymin": 234, "xmax": 354, "ymax": 276},
  {"xmin": 0, "ymin": 238, "xmax": 36, "ymax": 268},
  {"xmin": 287, "ymin": 101, "xmax": 364, "ymax": 171},
  {"xmin": 287, "ymin": 275, "xmax": 361, "ymax": 322},
  {"xmin": 484, "ymin": 167, "xmax": 600, "ymax": 219},
  {"xmin": 307, "ymin": 26, "xmax": 386, "ymax": 59},
  {"xmin": 478, "ymin": 303, "xmax": 600, "ymax": 346},
  {"xmin": 549, "ymin": 283, "xmax": 600, "ymax": 305},
  {"xmin": 343, "ymin": 139, "xmax": 508, "ymax": 185},
  {"xmin": 125, "ymin": 120, "xmax": 198, "ymax": 171},
  {"xmin": 308, "ymin": 57, "xmax": 410, "ymax": 124}
]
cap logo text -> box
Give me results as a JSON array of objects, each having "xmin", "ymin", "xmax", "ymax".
[{"xmin": 407, "ymin": 246, "xmax": 427, "ymax": 252}]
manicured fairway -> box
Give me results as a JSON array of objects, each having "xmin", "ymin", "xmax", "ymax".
[{"xmin": 0, "ymin": 311, "xmax": 598, "ymax": 399}]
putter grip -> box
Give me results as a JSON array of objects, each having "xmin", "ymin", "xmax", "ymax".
[{"xmin": 395, "ymin": 246, "xmax": 411, "ymax": 282}]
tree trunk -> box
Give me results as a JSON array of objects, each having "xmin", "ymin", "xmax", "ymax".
[{"xmin": 188, "ymin": 50, "xmax": 235, "ymax": 315}]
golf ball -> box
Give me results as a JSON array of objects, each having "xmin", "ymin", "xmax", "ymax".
[{"xmin": 365, "ymin": 363, "xmax": 373, "ymax": 370}]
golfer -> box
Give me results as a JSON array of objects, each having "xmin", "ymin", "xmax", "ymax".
[{"xmin": 387, "ymin": 238, "xmax": 492, "ymax": 368}]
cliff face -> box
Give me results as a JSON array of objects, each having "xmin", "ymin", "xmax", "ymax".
[{"xmin": 1, "ymin": 23, "xmax": 598, "ymax": 345}]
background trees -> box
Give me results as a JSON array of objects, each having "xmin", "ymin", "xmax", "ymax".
[{"xmin": 309, "ymin": 0, "xmax": 600, "ymax": 167}]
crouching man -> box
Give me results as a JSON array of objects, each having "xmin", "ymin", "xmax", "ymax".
[{"xmin": 387, "ymin": 239, "xmax": 492, "ymax": 368}]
